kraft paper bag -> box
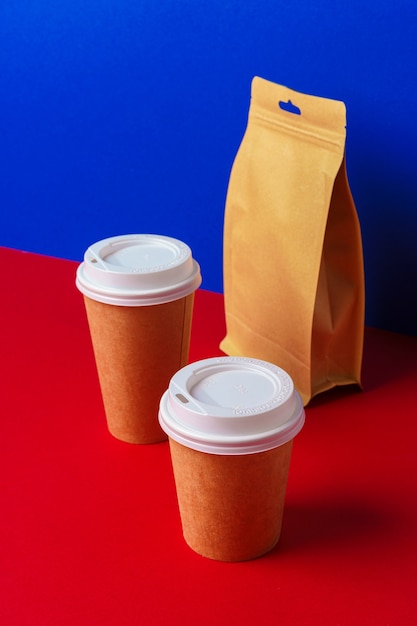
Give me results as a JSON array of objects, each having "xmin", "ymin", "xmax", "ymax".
[{"xmin": 220, "ymin": 76, "xmax": 365, "ymax": 405}]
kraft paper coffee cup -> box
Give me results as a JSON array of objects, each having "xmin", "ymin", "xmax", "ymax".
[
  {"xmin": 76, "ymin": 234, "xmax": 201, "ymax": 444},
  {"xmin": 159, "ymin": 356, "xmax": 305, "ymax": 561}
]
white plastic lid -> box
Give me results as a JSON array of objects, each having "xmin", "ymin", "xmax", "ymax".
[
  {"xmin": 159, "ymin": 356, "xmax": 305, "ymax": 455},
  {"xmin": 75, "ymin": 234, "xmax": 202, "ymax": 306}
]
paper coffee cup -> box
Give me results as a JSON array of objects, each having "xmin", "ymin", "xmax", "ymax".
[
  {"xmin": 159, "ymin": 356, "xmax": 305, "ymax": 561},
  {"xmin": 76, "ymin": 234, "xmax": 201, "ymax": 444}
]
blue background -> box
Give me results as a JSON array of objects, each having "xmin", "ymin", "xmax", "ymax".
[{"xmin": 1, "ymin": 1, "xmax": 416, "ymax": 335}]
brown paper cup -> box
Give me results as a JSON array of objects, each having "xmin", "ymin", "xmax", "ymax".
[
  {"xmin": 76, "ymin": 234, "xmax": 201, "ymax": 444},
  {"xmin": 84, "ymin": 293, "xmax": 194, "ymax": 444},
  {"xmin": 169, "ymin": 437, "xmax": 293, "ymax": 561},
  {"xmin": 158, "ymin": 356, "xmax": 305, "ymax": 561}
]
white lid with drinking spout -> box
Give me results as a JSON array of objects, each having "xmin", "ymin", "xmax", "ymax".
[
  {"xmin": 159, "ymin": 356, "xmax": 305, "ymax": 455},
  {"xmin": 76, "ymin": 234, "xmax": 202, "ymax": 306}
]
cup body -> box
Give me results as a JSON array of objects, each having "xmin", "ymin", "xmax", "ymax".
[
  {"xmin": 159, "ymin": 356, "xmax": 305, "ymax": 560},
  {"xmin": 76, "ymin": 234, "xmax": 201, "ymax": 443},
  {"xmin": 84, "ymin": 293, "xmax": 194, "ymax": 443},
  {"xmin": 169, "ymin": 437, "xmax": 293, "ymax": 561}
]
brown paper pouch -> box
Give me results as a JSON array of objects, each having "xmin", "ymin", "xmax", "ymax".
[{"xmin": 220, "ymin": 76, "xmax": 365, "ymax": 404}]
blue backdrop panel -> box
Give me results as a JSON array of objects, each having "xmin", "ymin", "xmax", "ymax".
[{"xmin": 1, "ymin": 1, "xmax": 416, "ymax": 335}]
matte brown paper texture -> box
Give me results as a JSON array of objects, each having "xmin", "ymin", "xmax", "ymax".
[
  {"xmin": 84, "ymin": 294, "xmax": 194, "ymax": 443},
  {"xmin": 169, "ymin": 438, "xmax": 293, "ymax": 562},
  {"xmin": 220, "ymin": 76, "xmax": 365, "ymax": 404}
]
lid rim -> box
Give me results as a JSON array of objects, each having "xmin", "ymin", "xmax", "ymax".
[
  {"xmin": 76, "ymin": 261, "xmax": 201, "ymax": 306},
  {"xmin": 75, "ymin": 234, "xmax": 201, "ymax": 306},
  {"xmin": 159, "ymin": 402, "xmax": 305, "ymax": 455},
  {"xmin": 158, "ymin": 356, "xmax": 306, "ymax": 456}
]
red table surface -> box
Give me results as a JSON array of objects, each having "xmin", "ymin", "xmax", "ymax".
[{"xmin": 1, "ymin": 246, "xmax": 416, "ymax": 626}]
